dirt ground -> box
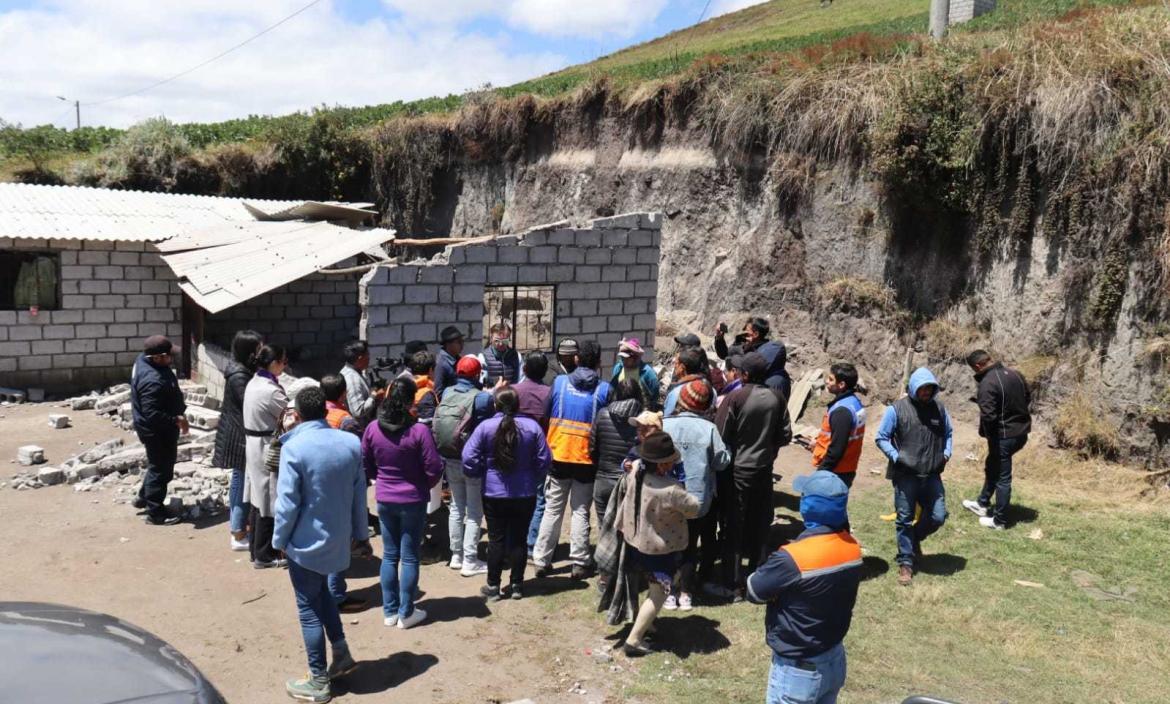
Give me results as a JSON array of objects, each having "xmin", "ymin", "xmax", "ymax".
[{"xmin": 0, "ymin": 398, "xmax": 910, "ymax": 704}]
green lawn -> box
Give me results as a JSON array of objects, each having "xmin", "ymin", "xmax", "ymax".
[{"xmin": 543, "ymin": 465, "xmax": 1170, "ymax": 703}]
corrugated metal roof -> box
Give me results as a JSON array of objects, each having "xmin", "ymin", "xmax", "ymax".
[
  {"xmin": 162, "ymin": 221, "xmax": 396, "ymax": 313},
  {"xmin": 243, "ymin": 201, "xmax": 378, "ymax": 223},
  {"xmin": 0, "ymin": 183, "xmax": 303, "ymax": 242}
]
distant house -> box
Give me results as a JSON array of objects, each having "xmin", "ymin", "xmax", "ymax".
[{"xmin": 0, "ymin": 183, "xmax": 394, "ymax": 394}]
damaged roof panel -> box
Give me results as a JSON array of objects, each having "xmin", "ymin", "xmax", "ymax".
[
  {"xmin": 0, "ymin": 183, "xmax": 302, "ymax": 242},
  {"xmin": 163, "ymin": 221, "xmax": 396, "ymax": 314}
]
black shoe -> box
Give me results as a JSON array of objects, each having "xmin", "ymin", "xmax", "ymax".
[
  {"xmin": 534, "ymin": 565, "xmax": 551, "ymax": 579},
  {"xmin": 480, "ymin": 584, "xmax": 502, "ymax": 602},
  {"xmin": 144, "ymin": 513, "xmax": 181, "ymax": 526},
  {"xmin": 623, "ymin": 642, "xmax": 654, "ymax": 658},
  {"xmin": 509, "ymin": 584, "xmax": 523, "ymax": 600},
  {"xmin": 571, "ymin": 564, "xmax": 591, "ymax": 581},
  {"xmin": 132, "ymin": 497, "xmax": 147, "ymax": 510}
]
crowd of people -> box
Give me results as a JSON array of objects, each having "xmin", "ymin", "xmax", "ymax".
[{"xmin": 123, "ymin": 316, "xmax": 1032, "ymax": 704}]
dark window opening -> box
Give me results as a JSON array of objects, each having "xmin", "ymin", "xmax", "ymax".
[
  {"xmin": 483, "ymin": 285, "xmax": 555, "ymax": 354},
  {"xmin": 0, "ymin": 251, "xmax": 60, "ymax": 310}
]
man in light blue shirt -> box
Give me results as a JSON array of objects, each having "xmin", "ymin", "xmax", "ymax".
[{"xmin": 274, "ymin": 386, "xmax": 369, "ymax": 702}]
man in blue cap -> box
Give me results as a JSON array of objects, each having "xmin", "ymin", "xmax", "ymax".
[
  {"xmin": 874, "ymin": 367, "xmax": 953, "ymax": 586},
  {"xmin": 747, "ymin": 470, "xmax": 861, "ymax": 704}
]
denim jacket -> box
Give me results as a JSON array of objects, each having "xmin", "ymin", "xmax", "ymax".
[{"xmin": 663, "ymin": 411, "xmax": 731, "ymax": 517}]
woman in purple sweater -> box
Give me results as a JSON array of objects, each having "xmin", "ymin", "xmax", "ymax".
[
  {"xmin": 362, "ymin": 378, "xmax": 444, "ymax": 630},
  {"xmin": 462, "ymin": 387, "xmax": 551, "ymax": 601}
]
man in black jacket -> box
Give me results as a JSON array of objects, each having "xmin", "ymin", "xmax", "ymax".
[
  {"xmin": 131, "ymin": 335, "xmax": 189, "ymax": 525},
  {"xmin": 714, "ymin": 352, "xmax": 793, "ymax": 599},
  {"xmin": 962, "ymin": 349, "xmax": 1032, "ymax": 530}
]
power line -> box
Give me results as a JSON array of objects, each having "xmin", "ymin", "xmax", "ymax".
[{"xmin": 85, "ymin": 0, "xmax": 325, "ymax": 107}]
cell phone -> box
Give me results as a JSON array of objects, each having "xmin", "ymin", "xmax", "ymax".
[{"xmin": 718, "ymin": 322, "xmax": 728, "ymax": 335}]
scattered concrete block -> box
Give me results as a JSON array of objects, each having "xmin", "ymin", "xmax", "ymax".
[
  {"xmin": 98, "ymin": 448, "xmax": 148, "ymax": 475},
  {"xmin": 26, "ymin": 388, "xmax": 45, "ymax": 402},
  {"xmin": 80, "ymin": 438, "xmax": 125, "ymax": 463},
  {"xmin": 184, "ymin": 407, "xmax": 221, "ymax": 431},
  {"xmin": 0, "ymin": 388, "xmax": 27, "ymax": 404},
  {"xmin": 95, "ymin": 390, "xmax": 130, "ymax": 414},
  {"xmin": 37, "ymin": 466, "xmax": 65, "ymax": 485},
  {"xmin": 47, "ymin": 414, "xmax": 71, "ymax": 429},
  {"xmin": 17, "ymin": 446, "xmax": 45, "ymax": 465},
  {"xmin": 70, "ymin": 395, "xmax": 98, "ymax": 410}
]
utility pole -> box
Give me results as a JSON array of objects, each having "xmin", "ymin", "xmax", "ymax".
[
  {"xmin": 929, "ymin": 0, "xmax": 950, "ymax": 40},
  {"xmin": 56, "ymin": 96, "xmax": 80, "ymax": 129}
]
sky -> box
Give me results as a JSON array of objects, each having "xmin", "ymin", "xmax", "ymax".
[{"xmin": 0, "ymin": 0, "xmax": 767, "ymax": 129}]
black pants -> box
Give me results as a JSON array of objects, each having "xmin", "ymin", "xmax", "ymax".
[
  {"xmin": 980, "ymin": 434, "xmax": 1028, "ymax": 524},
  {"xmin": 593, "ymin": 474, "xmax": 620, "ymax": 523},
  {"xmin": 838, "ymin": 472, "xmax": 856, "ymax": 489},
  {"xmin": 483, "ymin": 496, "xmax": 537, "ymax": 588},
  {"xmin": 729, "ymin": 469, "xmax": 773, "ymax": 588},
  {"xmin": 677, "ymin": 511, "xmax": 719, "ymax": 594},
  {"xmin": 250, "ymin": 506, "xmax": 279, "ymax": 563},
  {"xmin": 137, "ymin": 433, "xmax": 178, "ymax": 519}
]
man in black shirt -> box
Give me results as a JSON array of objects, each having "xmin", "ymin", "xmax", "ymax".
[{"xmin": 130, "ymin": 335, "xmax": 189, "ymax": 526}]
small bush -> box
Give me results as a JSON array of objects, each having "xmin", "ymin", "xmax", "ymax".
[
  {"xmin": 821, "ymin": 277, "xmax": 896, "ymax": 316},
  {"xmin": 1055, "ymin": 389, "xmax": 1121, "ymax": 459},
  {"xmin": 93, "ymin": 118, "xmax": 192, "ymax": 190},
  {"xmin": 922, "ymin": 319, "xmax": 986, "ymax": 362}
]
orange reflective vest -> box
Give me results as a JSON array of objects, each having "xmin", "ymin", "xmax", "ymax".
[
  {"xmin": 811, "ymin": 393, "xmax": 866, "ymax": 474},
  {"xmin": 546, "ymin": 374, "xmax": 610, "ymax": 465},
  {"xmin": 325, "ymin": 405, "xmax": 353, "ymax": 430}
]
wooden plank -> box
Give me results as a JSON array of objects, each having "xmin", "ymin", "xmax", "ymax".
[{"xmin": 788, "ymin": 367, "xmax": 824, "ymax": 424}]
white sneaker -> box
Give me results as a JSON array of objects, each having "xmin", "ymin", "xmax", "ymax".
[
  {"xmin": 448, "ymin": 554, "xmax": 463, "ymax": 571},
  {"xmin": 383, "ymin": 615, "xmax": 398, "ymax": 627},
  {"xmin": 663, "ymin": 594, "xmax": 678, "ymax": 610},
  {"xmin": 678, "ymin": 593, "xmax": 693, "ymax": 611},
  {"xmin": 978, "ymin": 516, "xmax": 1005, "ymax": 530},
  {"xmin": 962, "ymin": 500, "xmax": 988, "ymax": 518},
  {"xmin": 397, "ymin": 608, "xmax": 427, "ymax": 630},
  {"xmin": 230, "ymin": 537, "xmax": 249, "ymax": 552},
  {"xmin": 460, "ymin": 558, "xmax": 488, "ymax": 577}
]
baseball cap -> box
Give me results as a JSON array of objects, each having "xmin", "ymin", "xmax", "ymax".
[
  {"xmin": 740, "ymin": 352, "xmax": 768, "ymax": 380},
  {"xmin": 792, "ymin": 470, "xmax": 850, "ymax": 498},
  {"xmin": 455, "ymin": 355, "xmax": 482, "ymax": 378},
  {"xmin": 143, "ymin": 335, "xmax": 178, "ymax": 356},
  {"xmin": 628, "ymin": 410, "xmax": 663, "ymax": 431},
  {"xmin": 673, "ymin": 333, "xmax": 701, "ymax": 348}
]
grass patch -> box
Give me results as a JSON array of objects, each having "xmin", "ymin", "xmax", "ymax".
[
  {"xmin": 1054, "ymin": 389, "xmax": 1123, "ymax": 459},
  {"xmin": 821, "ymin": 277, "xmax": 898, "ymax": 317},
  {"xmin": 921, "ymin": 319, "xmax": 986, "ymax": 363},
  {"xmin": 555, "ymin": 463, "xmax": 1169, "ymax": 703}
]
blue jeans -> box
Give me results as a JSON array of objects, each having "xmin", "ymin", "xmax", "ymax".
[
  {"xmin": 892, "ymin": 472, "xmax": 948, "ymax": 567},
  {"xmin": 328, "ymin": 571, "xmax": 346, "ymax": 603},
  {"xmin": 767, "ymin": 642, "xmax": 846, "ymax": 704},
  {"xmin": 378, "ymin": 501, "xmax": 426, "ymax": 620},
  {"xmin": 980, "ymin": 434, "xmax": 1027, "ymax": 525},
  {"xmin": 527, "ymin": 481, "xmax": 546, "ymax": 552},
  {"xmin": 445, "ymin": 459, "xmax": 484, "ymax": 562},
  {"xmin": 288, "ymin": 560, "xmax": 346, "ymax": 678},
  {"xmin": 228, "ymin": 467, "xmax": 251, "ymax": 534}
]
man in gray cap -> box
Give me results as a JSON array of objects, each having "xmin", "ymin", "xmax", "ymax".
[{"xmin": 130, "ymin": 335, "xmax": 189, "ymax": 525}]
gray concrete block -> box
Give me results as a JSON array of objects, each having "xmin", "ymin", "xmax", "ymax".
[
  {"xmin": 607, "ymin": 315, "xmax": 633, "ymax": 333},
  {"xmin": 548, "ymin": 229, "xmax": 577, "ymax": 246},
  {"xmin": 599, "ymin": 299, "xmax": 623, "ymax": 315},
  {"xmin": 633, "ymin": 314, "xmax": 657, "ymax": 330},
  {"xmin": 110, "ymin": 252, "xmax": 140, "ymax": 266},
  {"xmin": 558, "ymin": 283, "xmax": 593, "ymax": 300},
  {"xmin": 603, "ymin": 230, "xmax": 629, "ymax": 247},
  {"xmin": 457, "ymin": 304, "xmax": 482, "ymax": 321},
  {"xmin": 629, "ymin": 230, "xmax": 654, "ymax": 248},
  {"xmin": 546, "ymin": 265, "xmax": 576, "ymax": 282},
  {"xmin": 79, "ymin": 280, "xmax": 111, "ymax": 295},
  {"xmin": 86, "ymin": 352, "xmax": 116, "ymax": 367},
  {"xmin": 402, "ymin": 323, "xmax": 437, "ymax": 342},
  {"xmin": 296, "ymin": 293, "xmax": 321, "ymax": 307},
  {"xmin": 602, "ymin": 267, "xmax": 628, "ymax": 282},
  {"xmin": 486, "ymin": 266, "xmax": 518, "ymax": 285},
  {"xmin": 17, "ymin": 445, "xmax": 45, "ymax": 465},
  {"xmin": 521, "ymin": 231, "xmax": 549, "ymax": 246},
  {"xmin": 466, "ymin": 247, "xmax": 497, "ymax": 264},
  {"xmin": 453, "ymin": 284, "xmax": 483, "ymax": 303},
  {"xmin": 637, "ymin": 248, "xmax": 659, "ymax": 264},
  {"xmin": 576, "ymin": 266, "xmax": 601, "ymax": 283},
  {"xmin": 635, "ymin": 282, "xmax": 657, "ymax": 297},
  {"xmin": 31, "ymin": 340, "xmax": 64, "ymax": 355},
  {"xmin": 388, "ymin": 267, "xmax": 419, "ymax": 285},
  {"xmin": 609, "ymin": 283, "xmax": 634, "ymax": 298},
  {"xmin": 517, "ymin": 266, "xmax": 547, "ymax": 284},
  {"xmin": 624, "ymin": 299, "xmax": 650, "ymax": 314},
  {"xmin": 47, "ymin": 414, "xmax": 70, "ymax": 429},
  {"xmin": 78, "ymin": 251, "xmax": 110, "ymax": 266},
  {"xmin": 124, "ymin": 266, "xmax": 154, "ymax": 280},
  {"xmin": 94, "ymin": 266, "xmax": 124, "ymax": 279},
  {"xmin": 575, "ymin": 231, "xmax": 602, "ymax": 248},
  {"xmin": 582, "ymin": 317, "xmax": 607, "ymax": 334},
  {"xmin": 444, "ymin": 246, "xmax": 467, "ymax": 266},
  {"xmin": 641, "ymin": 213, "xmax": 663, "ymax": 230},
  {"xmin": 628, "ymin": 266, "xmax": 651, "ymax": 281},
  {"xmin": 83, "ymin": 309, "xmax": 114, "ymax": 323},
  {"xmin": 405, "ymin": 285, "xmax": 439, "ymax": 304},
  {"xmin": 586, "ymin": 248, "xmax": 613, "ymax": 265},
  {"xmin": 573, "ymin": 300, "xmax": 598, "ymax": 317},
  {"xmin": 419, "ymin": 267, "xmax": 454, "ymax": 285},
  {"xmin": 425, "ymin": 305, "xmax": 457, "ymax": 321},
  {"xmin": 612, "ymin": 248, "xmax": 637, "ymax": 265},
  {"xmin": 19, "ymin": 355, "xmax": 52, "ymax": 371},
  {"xmin": 141, "ymin": 280, "xmax": 173, "ymax": 294},
  {"xmin": 370, "ymin": 285, "xmax": 404, "ymax": 306},
  {"xmin": 38, "ymin": 465, "xmax": 65, "ymax": 485},
  {"xmin": 456, "ymin": 265, "xmax": 487, "ymax": 284},
  {"xmin": 557, "ymin": 317, "xmax": 581, "ymax": 334},
  {"xmin": 499, "ymin": 247, "xmax": 528, "ymax": 264},
  {"xmin": 64, "ymin": 339, "xmax": 96, "ymax": 354},
  {"xmin": 115, "ymin": 309, "xmax": 146, "ymax": 323},
  {"xmin": 0, "ymin": 311, "xmax": 15, "ymax": 325},
  {"xmin": 368, "ymin": 325, "xmax": 401, "ymax": 347},
  {"xmin": 97, "ymin": 294, "xmax": 128, "ymax": 309},
  {"xmin": 528, "ymin": 246, "xmax": 557, "ymax": 264},
  {"xmin": 389, "ymin": 306, "xmax": 424, "ymax": 324},
  {"xmin": 97, "ymin": 338, "xmax": 128, "ymax": 353},
  {"xmin": 9, "ymin": 326, "xmax": 43, "ymax": 341},
  {"xmin": 107, "ymin": 323, "xmax": 139, "ymax": 338},
  {"xmin": 61, "ymin": 265, "xmax": 93, "ymax": 279},
  {"xmin": 558, "ymin": 247, "xmax": 585, "ymax": 264}
]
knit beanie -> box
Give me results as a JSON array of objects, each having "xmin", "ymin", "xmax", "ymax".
[{"xmin": 678, "ymin": 379, "xmax": 712, "ymax": 412}]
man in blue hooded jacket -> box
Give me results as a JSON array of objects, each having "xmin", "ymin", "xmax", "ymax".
[{"xmin": 874, "ymin": 367, "xmax": 953, "ymax": 586}]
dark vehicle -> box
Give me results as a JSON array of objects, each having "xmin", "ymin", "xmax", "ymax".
[{"xmin": 0, "ymin": 602, "xmax": 226, "ymax": 703}]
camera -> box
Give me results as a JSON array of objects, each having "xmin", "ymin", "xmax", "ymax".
[{"xmin": 370, "ymin": 355, "xmax": 407, "ymax": 388}]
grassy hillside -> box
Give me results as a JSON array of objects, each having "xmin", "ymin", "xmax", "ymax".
[{"xmin": 0, "ymin": 0, "xmax": 1148, "ymax": 177}]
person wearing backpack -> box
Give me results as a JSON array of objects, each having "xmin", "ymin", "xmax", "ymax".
[
  {"xmin": 433, "ymin": 355, "xmax": 495, "ymax": 577},
  {"xmin": 533, "ymin": 340, "xmax": 612, "ymax": 581}
]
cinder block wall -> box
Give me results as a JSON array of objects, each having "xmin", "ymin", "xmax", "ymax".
[
  {"xmin": 0, "ymin": 237, "xmax": 181, "ymax": 393},
  {"xmin": 949, "ymin": 0, "xmax": 996, "ymax": 24},
  {"xmin": 202, "ymin": 271, "xmax": 361, "ymax": 379},
  {"xmin": 362, "ymin": 213, "xmax": 661, "ymax": 369}
]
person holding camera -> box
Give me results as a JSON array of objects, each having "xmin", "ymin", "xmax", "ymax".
[{"xmin": 714, "ymin": 318, "xmax": 791, "ymax": 400}]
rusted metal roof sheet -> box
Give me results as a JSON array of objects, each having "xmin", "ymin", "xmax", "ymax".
[
  {"xmin": 0, "ymin": 183, "xmax": 303, "ymax": 242},
  {"xmin": 162, "ymin": 221, "xmax": 395, "ymax": 313}
]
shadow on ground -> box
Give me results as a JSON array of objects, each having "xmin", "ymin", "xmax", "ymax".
[
  {"xmin": 916, "ymin": 553, "xmax": 967, "ymax": 576},
  {"xmin": 332, "ymin": 652, "xmax": 439, "ymax": 696},
  {"xmin": 1008, "ymin": 503, "xmax": 1040, "ymax": 525},
  {"xmin": 606, "ymin": 615, "xmax": 731, "ymax": 658},
  {"xmin": 861, "ymin": 555, "xmax": 890, "ymax": 582},
  {"xmin": 421, "ymin": 595, "xmax": 491, "ymax": 623}
]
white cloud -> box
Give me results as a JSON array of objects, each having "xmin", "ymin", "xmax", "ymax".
[
  {"xmin": 383, "ymin": 0, "xmax": 670, "ymax": 39},
  {"xmin": 708, "ymin": 0, "xmax": 769, "ymax": 19},
  {"xmin": 506, "ymin": 0, "xmax": 669, "ymax": 39},
  {"xmin": 0, "ymin": 0, "xmax": 567, "ymax": 128}
]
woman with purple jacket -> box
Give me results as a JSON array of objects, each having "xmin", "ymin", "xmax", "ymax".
[
  {"xmin": 362, "ymin": 377, "xmax": 444, "ymax": 630},
  {"xmin": 462, "ymin": 387, "xmax": 551, "ymax": 601}
]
